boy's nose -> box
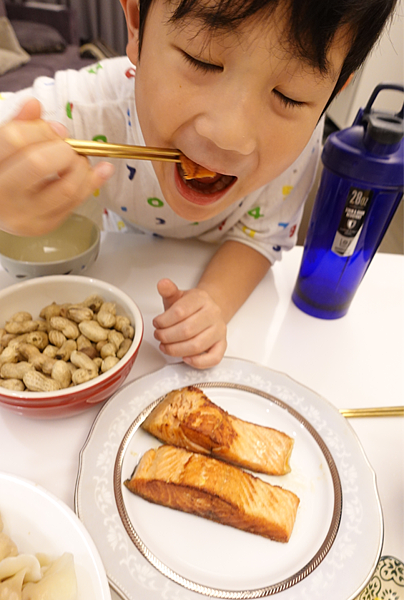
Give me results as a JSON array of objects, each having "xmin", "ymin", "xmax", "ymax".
[{"xmin": 194, "ymin": 89, "xmax": 257, "ymax": 156}]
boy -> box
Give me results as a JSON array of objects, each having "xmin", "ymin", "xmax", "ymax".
[{"xmin": 0, "ymin": 0, "xmax": 399, "ymax": 368}]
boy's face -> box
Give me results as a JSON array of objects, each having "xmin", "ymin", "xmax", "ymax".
[{"xmin": 125, "ymin": 0, "xmax": 348, "ymax": 222}]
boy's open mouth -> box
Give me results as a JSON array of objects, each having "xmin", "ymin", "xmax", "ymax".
[{"xmin": 176, "ymin": 159, "xmax": 237, "ymax": 202}]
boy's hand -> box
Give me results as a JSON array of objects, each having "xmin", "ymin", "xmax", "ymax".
[
  {"xmin": 0, "ymin": 98, "xmax": 113, "ymax": 236},
  {"xmin": 153, "ymin": 278, "xmax": 227, "ymax": 369}
]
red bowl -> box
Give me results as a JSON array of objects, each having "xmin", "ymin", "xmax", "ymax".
[{"xmin": 0, "ymin": 276, "xmax": 143, "ymax": 418}]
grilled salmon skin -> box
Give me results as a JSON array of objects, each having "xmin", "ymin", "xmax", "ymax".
[
  {"xmin": 124, "ymin": 445, "xmax": 300, "ymax": 542},
  {"xmin": 142, "ymin": 386, "xmax": 294, "ymax": 476}
]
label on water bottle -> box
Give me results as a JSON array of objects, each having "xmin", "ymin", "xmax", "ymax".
[{"xmin": 331, "ymin": 186, "xmax": 373, "ymax": 257}]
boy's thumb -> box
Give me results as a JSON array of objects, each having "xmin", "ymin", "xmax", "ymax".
[
  {"xmin": 13, "ymin": 98, "xmax": 42, "ymax": 121},
  {"xmin": 157, "ymin": 278, "xmax": 183, "ymax": 310}
]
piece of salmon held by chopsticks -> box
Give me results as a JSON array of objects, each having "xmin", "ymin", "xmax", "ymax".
[
  {"xmin": 142, "ymin": 386, "xmax": 294, "ymax": 476},
  {"xmin": 124, "ymin": 445, "xmax": 300, "ymax": 542},
  {"xmin": 180, "ymin": 155, "xmax": 217, "ymax": 180}
]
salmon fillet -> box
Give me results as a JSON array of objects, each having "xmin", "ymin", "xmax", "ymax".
[
  {"xmin": 124, "ymin": 445, "xmax": 300, "ymax": 542},
  {"xmin": 142, "ymin": 386, "xmax": 294, "ymax": 476},
  {"xmin": 180, "ymin": 156, "xmax": 217, "ymax": 180}
]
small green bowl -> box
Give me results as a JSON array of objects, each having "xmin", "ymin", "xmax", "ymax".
[{"xmin": 0, "ymin": 214, "xmax": 100, "ymax": 279}]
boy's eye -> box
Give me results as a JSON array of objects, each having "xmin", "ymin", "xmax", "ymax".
[
  {"xmin": 181, "ymin": 51, "xmax": 222, "ymax": 74},
  {"xmin": 273, "ymin": 89, "xmax": 304, "ymax": 109}
]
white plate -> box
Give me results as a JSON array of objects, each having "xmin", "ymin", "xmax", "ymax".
[
  {"xmin": 114, "ymin": 383, "xmax": 342, "ymax": 596},
  {"xmin": 75, "ymin": 357, "xmax": 383, "ymax": 600},
  {"xmin": 0, "ymin": 471, "xmax": 111, "ymax": 600}
]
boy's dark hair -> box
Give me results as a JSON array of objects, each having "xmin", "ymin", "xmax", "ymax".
[{"xmin": 138, "ymin": 0, "xmax": 399, "ymax": 108}]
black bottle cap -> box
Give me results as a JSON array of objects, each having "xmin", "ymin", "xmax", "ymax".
[{"xmin": 365, "ymin": 112, "xmax": 404, "ymax": 145}]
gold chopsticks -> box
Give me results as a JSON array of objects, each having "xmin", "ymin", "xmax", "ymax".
[
  {"xmin": 65, "ymin": 139, "xmax": 182, "ymax": 163},
  {"xmin": 339, "ymin": 406, "xmax": 404, "ymax": 418}
]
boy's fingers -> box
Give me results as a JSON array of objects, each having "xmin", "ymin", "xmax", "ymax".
[
  {"xmin": 2, "ymin": 141, "xmax": 73, "ymax": 190},
  {"xmin": 3, "ymin": 138, "xmax": 102, "ymax": 192},
  {"xmin": 33, "ymin": 160, "xmax": 113, "ymax": 217},
  {"xmin": 157, "ymin": 278, "xmax": 183, "ymax": 311},
  {"xmin": 11, "ymin": 98, "xmax": 68, "ymax": 145},
  {"xmin": 2, "ymin": 160, "xmax": 112, "ymax": 236},
  {"xmin": 182, "ymin": 340, "xmax": 227, "ymax": 369},
  {"xmin": 158, "ymin": 319, "xmax": 225, "ymax": 355},
  {"xmin": 155, "ymin": 308, "xmax": 211, "ymax": 343},
  {"xmin": 0, "ymin": 120, "xmax": 64, "ymax": 163},
  {"xmin": 13, "ymin": 98, "xmax": 42, "ymax": 121},
  {"xmin": 48, "ymin": 121, "xmax": 68, "ymax": 138}
]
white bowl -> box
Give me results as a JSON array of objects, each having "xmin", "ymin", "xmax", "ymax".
[
  {"xmin": 0, "ymin": 275, "xmax": 143, "ymax": 419},
  {"xmin": 0, "ymin": 214, "xmax": 100, "ymax": 279}
]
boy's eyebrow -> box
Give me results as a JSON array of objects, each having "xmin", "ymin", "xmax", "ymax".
[
  {"xmin": 174, "ymin": 0, "xmax": 356, "ymax": 77},
  {"xmin": 171, "ymin": 11, "xmax": 338, "ymax": 81}
]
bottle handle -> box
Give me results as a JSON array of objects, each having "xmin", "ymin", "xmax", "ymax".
[
  {"xmin": 363, "ymin": 83, "xmax": 404, "ymax": 119},
  {"xmin": 353, "ymin": 83, "xmax": 404, "ymax": 127}
]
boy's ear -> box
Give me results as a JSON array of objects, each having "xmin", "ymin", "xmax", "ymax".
[
  {"xmin": 120, "ymin": 0, "xmax": 140, "ymax": 62},
  {"xmin": 340, "ymin": 73, "xmax": 354, "ymax": 92}
]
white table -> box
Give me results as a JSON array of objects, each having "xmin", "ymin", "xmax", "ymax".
[{"xmin": 0, "ymin": 232, "xmax": 403, "ymax": 598}]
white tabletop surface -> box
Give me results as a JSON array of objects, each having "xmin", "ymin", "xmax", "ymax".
[{"xmin": 0, "ymin": 232, "xmax": 403, "ymax": 599}]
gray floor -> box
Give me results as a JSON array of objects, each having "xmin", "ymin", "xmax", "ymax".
[{"xmin": 297, "ymin": 168, "xmax": 404, "ymax": 255}]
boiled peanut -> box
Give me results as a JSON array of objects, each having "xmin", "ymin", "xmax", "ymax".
[
  {"xmin": 121, "ymin": 324, "xmax": 134, "ymax": 340},
  {"xmin": 55, "ymin": 339, "xmax": 77, "ymax": 361},
  {"xmin": 5, "ymin": 320, "xmax": 38, "ymax": 335},
  {"xmin": 7, "ymin": 333, "xmax": 29, "ymax": 349},
  {"xmin": 100, "ymin": 342, "xmax": 116, "ymax": 359},
  {"xmin": 70, "ymin": 350, "xmax": 98, "ymax": 377},
  {"xmin": 37, "ymin": 355, "xmax": 56, "ymax": 375},
  {"xmin": 97, "ymin": 302, "xmax": 116, "ymax": 328},
  {"xmin": 0, "ymin": 329, "xmax": 10, "ymax": 349},
  {"xmin": 0, "ymin": 346, "xmax": 19, "ymax": 368},
  {"xmin": 1, "ymin": 361, "xmax": 33, "ymax": 380},
  {"xmin": 9, "ymin": 311, "xmax": 32, "ymax": 323},
  {"xmin": 0, "ymin": 335, "xmax": 17, "ymax": 352},
  {"xmin": 40, "ymin": 303, "xmax": 62, "ymax": 321},
  {"xmin": 48, "ymin": 329, "xmax": 66, "ymax": 347},
  {"xmin": 66, "ymin": 362, "xmax": 77, "ymax": 376},
  {"xmin": 108, "ymin": 330, "xmax": 124, "ymax": 351},
  {"xmin": 71, "ymin": 369, "xmax": 93, "ymax": 385},
  {"xmin": 25, "ymin": 331, "xmax": 49, "ymax": 350},
  {"xmin": 36, "ymin": 320, "xmax": 49, "ymax": 332},
  {"xmin": 43, "ymin": 345, "xmax": 59, "ymax": 358},
  {"xmin": 117, "ymin": 338, "xmax": 132, "ymax": 359},
  {"xmin": 49, "ymin": 317, "xmax": 79, "ymax": 339},
  {"xmin": 0, "ymin": 378, "xmax": 25, "ymax": 391},
  {"xmin": 101, "ymin": 356, "xmax": 119, "ymax": 372},
  {"xmin": 79, "ymin": 346, "xmax": 99, "ymax": 360},
  {"xmin": 96, "ymin": 340, "xmax": 108, "ymax": 352},
  {"xmin": 93, "ymin": 357, "xmax": 102, "ymax": 370},
  {"xmin": 51, "ymin": 360, "xmax": 72, "ymax": 389},
  {"xmin": 23, "ymin": 370, "xmax": 61, "ymax": 392},
  {"xmin": 76, "ymin": 334, "xmax": 93, "ymax": 350},
  {"xmin": 0, "ymin": 294, "xmax": 135, "ymax": 393},
  {"xmin": 82, "ymin": 294, "xmax": 104, "ymax": 312},
  {"xmin": 18, "ymin": 343, "xmax": 42, "ymax": 364},
  {"xmin": 78, "ymin": 320, "xmax": 109, "ymax": 343},
  {"xmin": 115, "ymin": 315, "xmax": 131, "ymax": 332},
  {"xmin": 66, "ymin": 305, "xmax": 94, "ymax": 323}
]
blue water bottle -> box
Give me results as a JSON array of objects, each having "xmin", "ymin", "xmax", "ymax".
[{"xmin": 292, "ymin": 83, "xmax": 404, "ymax": 319}]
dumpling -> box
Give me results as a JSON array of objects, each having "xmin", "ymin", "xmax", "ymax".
[
  {"xmin": 0, "ymin": 512, "xmax": 78, "ymax": 600},
  {"xmin": 22, "ymin": 553, "xmax": 77, "ymax": 600},
  {"xmin": 0, "ymin": 514, "xmax": 18, "ymax": 562},
  {"xmin": 0, "ymin": 532, "xmax": 18, "ymax": 561},
  {"xmin": 0, "ymin": 568, "xmax": 25, "ymax": 600},
  {"xmin": 0, "ymin": 554, "xmax": 42, "ymax": 583}
]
